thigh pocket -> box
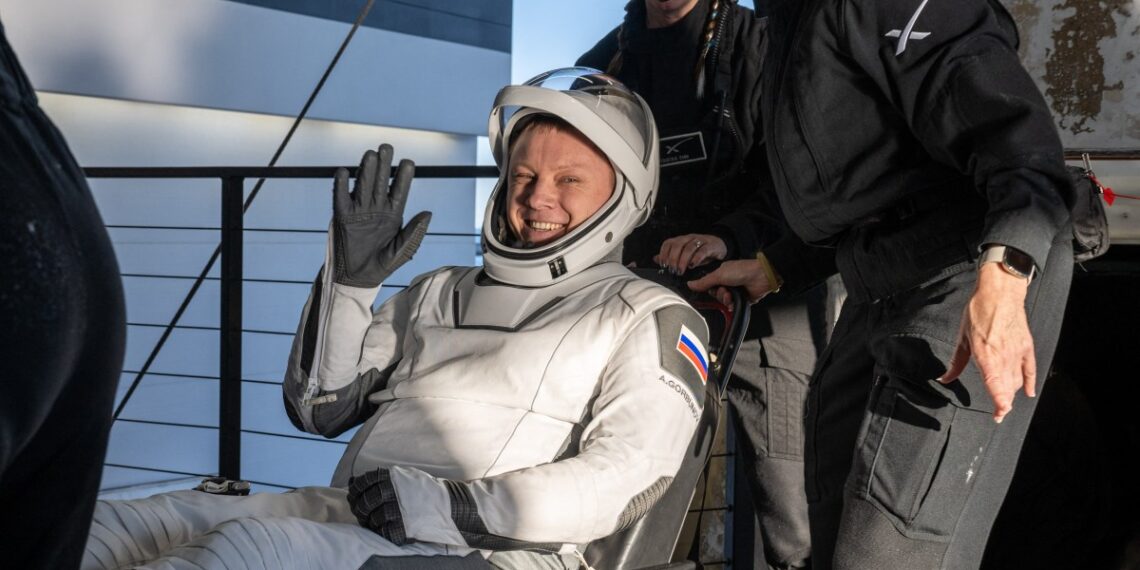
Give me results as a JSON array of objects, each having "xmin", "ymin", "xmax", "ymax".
[
  {"xmin": 852, "ymin": 378, "xmax": 995, "ymax": 541},
  {"xmin": 764, "ymin": 367, "xmax": 809, "ymax": 460}
]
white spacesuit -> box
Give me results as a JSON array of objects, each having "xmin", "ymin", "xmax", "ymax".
[{"xmin": 83, "ymin": 68, "xmax": 711, "ymax": 570}]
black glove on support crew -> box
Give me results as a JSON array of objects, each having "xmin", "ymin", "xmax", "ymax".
[
  {"xmin": 333, "ymin": 144, "xmax": 432, "ymax": 288},
  {"xmin": 348, "ymin": 467, "xmax": 410, "ymax": 545}
]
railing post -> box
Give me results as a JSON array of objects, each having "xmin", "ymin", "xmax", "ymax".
[
  {"xmin": 729, "ymin": 410, "xmax": 757, "ymax": 568},
  {"xmin": 724, "ymin": 409, "xmax": 736, "ymax": 568},
  {"xmin": 219, "ymin": 176, "xmax": 243, "ymax": 480}
]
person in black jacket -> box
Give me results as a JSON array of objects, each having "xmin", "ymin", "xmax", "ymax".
[
  {"xmin": 0, "ymin": 18, "xmax": 126, "ymax": 570},
  {"xmin": 690, "ymin": 0, "xmax": 1074, "ymax": 568},
  {"xmin": 579, "ymin": 2, "xmax": 835, "ymax": 568}
]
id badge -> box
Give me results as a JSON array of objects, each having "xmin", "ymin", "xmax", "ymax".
[{"xmin": 659, "ymin": 131, "xmax": 707, "ymax": 167}]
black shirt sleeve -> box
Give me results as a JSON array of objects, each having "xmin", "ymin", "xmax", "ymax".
[
  {"xmin": 840, "ymin": 0, "xmax": 1073, "ymax": 269},
  {"xmin": 761, "ymin": 233, "xmax": 837, "ymax": 295}
]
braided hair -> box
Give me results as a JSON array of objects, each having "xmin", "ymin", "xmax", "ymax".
[{"xmin": 605, "ymin": 0, "xmax": 731, "ymax": 101}]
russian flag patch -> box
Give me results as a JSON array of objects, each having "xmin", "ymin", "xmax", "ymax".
[{"xmin": 676, "ymin": 324, "xmax": 709, "ymax": 385}]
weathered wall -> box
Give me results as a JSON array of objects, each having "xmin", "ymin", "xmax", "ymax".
[{"xmin": 1005, "ymin": 0, "xmax": 1140, "ymax": 148}]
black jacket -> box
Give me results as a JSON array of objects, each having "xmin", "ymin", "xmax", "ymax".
[
  {"xmin": 761, "ymin": 0, "xmax": 1073, "ymax": 280},
  {"xmin": 577, "ymin": 0, "xmax": 783, "ymax": 267}
]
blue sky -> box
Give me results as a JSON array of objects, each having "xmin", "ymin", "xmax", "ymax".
[
  {"xmin": 511, "ymin": 0, "xmax": 625, "ymax": 83},
  {"xmin": 511, "ymin": 0, "xmax": 755, "ymax": 83}
]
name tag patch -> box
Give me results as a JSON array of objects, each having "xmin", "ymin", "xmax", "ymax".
[{"xmin": 660, "ymin": 131, "xmax": 707, "ymax": 167}]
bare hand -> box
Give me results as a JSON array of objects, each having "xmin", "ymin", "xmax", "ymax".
[
  {"xmin": 687, "ymin": 259, "xmax": 773, "ymax": 305},
  {"xmin": 654, "ymin": 234, "xmax": 727, "ymax": 274},
  {"xmin": 940, "ymin": 263, "xmax": 1034, "ymax": 423}
]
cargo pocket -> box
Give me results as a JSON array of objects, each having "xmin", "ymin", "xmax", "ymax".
[
  {"xmin": 765, "ymin": 367, "xmax": 809, "ymax": 460},
  {"xmin": 852, "ymin": 376, "xmax": 994, "ymax": 541},
  {"xmin": 907, "ymin": 403, "xmax": 994, "ymax": 537}
]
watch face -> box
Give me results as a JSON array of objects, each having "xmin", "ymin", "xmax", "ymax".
[{"xmin": 1002, "ymin": 247, "xmax": 1035, "ymax": 278}]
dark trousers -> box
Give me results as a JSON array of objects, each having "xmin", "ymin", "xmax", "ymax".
[
  {"xmin": 726, "ymin": 281, "xmax": 833, "ymax": 569},
  {"xmin": 806, "ymin": 232, "xmax": 1072, "ymax": 570},
  {"xmin": 0, "ymin": 21, "xmax": 126, "ymax": 569}
]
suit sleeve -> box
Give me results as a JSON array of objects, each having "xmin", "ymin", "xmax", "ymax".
[
  {"xmin": 282, "ymin": 229, "xmax": 416, "ymax": 438},
  {"xmin": 382, "ymin": 302, "xmax": 709, "ymax": 549},
  {"xmin": 840, "ymin": 0, "xmax": 1072, "ymax": 269}
]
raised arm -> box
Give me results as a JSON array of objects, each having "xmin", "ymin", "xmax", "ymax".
[{"xmin": 283, "ymin": 145, "xmax": 431, "ymax": 437}]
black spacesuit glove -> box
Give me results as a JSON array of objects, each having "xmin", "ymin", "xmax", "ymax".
[
  {"xmin": 332, "ymin": 144, "xmax": 432, "ymax": 288},
  {"xmin": 348, "ymin": 467, "xmax": 410, "ymax": 545}
]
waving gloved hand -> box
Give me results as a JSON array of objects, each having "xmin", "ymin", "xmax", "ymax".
[
  {"xmin": 332, "ymin": 144, "xmax": 432, "ymax": 288},
  {"xmin": 348, "ymin": 467, "xmax": 410, "ymax": 545}
]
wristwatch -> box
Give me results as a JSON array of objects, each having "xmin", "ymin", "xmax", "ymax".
[{"xmin": 979, "ymin": 245, "xmax": 1035, "ymax": 282}]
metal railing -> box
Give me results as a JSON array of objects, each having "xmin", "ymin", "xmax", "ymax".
[
  {"xmin": 86, "ymin": 164, "xmax": 496, "ymax": 484},
  {"xmin": 1064, "ymin": 149, "xmax": 1140, "ymax": 160}
]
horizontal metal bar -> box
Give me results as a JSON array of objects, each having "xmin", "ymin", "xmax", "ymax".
[
  {"xmin": 243, "ymin": 228, "xmax": 479, "ymax": 238},
  {"xmin": 120, "ymin": 370, "xmax": 282, "ymax": 386},
  {"xmin": 240, "ymin": 428, "xmax": 349, "ymax": 445},
  {"xmin": 1064, "ymin": 149, "xmax": 1140, "ymax": 161},
  {"xmin": 120, "ymin": 273, "xmax": 223, "ymax": 281},
  {"xmin": 119, "ymin": 273, "xmax": 408, "ymax": 287},
  {"xmin": 103, "ymin": 462, "xmax": 213, "ymax": 479},
  {"xmin": 122, "ymin": 370, "xmax": 218, "ymax": 381},
  {"xmin": 246, "ymin": 227, "xmax": 321, "ymax": 234},
  {"xmin": 113, "ymin": 418, "xmax": 350, "ymax": 447},
  {"xmin": 102, "ymin": 463, "xmax": 295, "ymax": 491},
  {"xmin": 125, "ymin": 323, "xmax": 294, "ymax": 335},
  {"xmin": 84, "ymin": 165, "xmax": 499, "ymax": 179},
  {"xmin": 241, "ymin": 378, "xmax": 282, "ymax": 386},
  {"xmin": 108, "ymin": 224, "xmax": 219, "ymax": 231},
  {"xmin": 244, "ymin": 480, "xmax": 297, "ymax": 490},
  {"xmin": 116, "ymin": 418, "xmax": 216, "ymax": 431},
  {"xmin": 127, "ymin": 322, "xmax": 216, "ymax": 333},
  {"xmin": 242, "ymin": 277, "xmax": 320, "ymax": 285},
  {"xmin": 107, "ymin": 225, "xmax": 480, "ymax": 239}
]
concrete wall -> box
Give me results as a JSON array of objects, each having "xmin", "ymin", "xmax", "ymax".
[
  {"xmin": 0, "ymin": 0, "xmax": 509, "ymax": 492},
  {"xmin": 1002, "ymin": 0, "xmax": 1140, "ymax": 243},
  {"xmin": 1003, "ymin": 0, "xmax": 1140, "ymax": 148},
  {"xmin": 1, "ymin": 0, "xmax": 509, "ymax": 135}
]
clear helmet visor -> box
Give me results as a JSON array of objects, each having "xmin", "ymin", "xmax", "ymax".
[
  {"xmin": 490, "ymin": 68, "xmax": 654, "ymax": 171},
  {"xmin": 482, "ymin": 67, "xmax": 659, "ymax": 285}
]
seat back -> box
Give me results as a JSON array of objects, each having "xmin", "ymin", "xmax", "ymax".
[{"xmin": 583, "ymin": 268, "xmax": 750, "ymax": 569}]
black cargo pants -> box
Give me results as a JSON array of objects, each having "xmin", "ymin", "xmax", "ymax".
[
  {"xmin": 807, "ymin": 202, "xmax": 1073, "ymax": 569},
  {"xmin": 0, "ymin": 21, "xmax": 126, "ymax": 569}
]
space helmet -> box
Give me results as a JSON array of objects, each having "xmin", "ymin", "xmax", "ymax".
[{"xmin": 482, "ymin": 67, "xmax": 659, "ymax": 286}]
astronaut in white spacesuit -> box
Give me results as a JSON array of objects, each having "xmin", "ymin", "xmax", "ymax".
[{"xmin": 83, "ymin": 68, "xmax": 712, "ymax": 570}]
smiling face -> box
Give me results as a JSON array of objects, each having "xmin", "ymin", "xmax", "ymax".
[
  {"xmin": 505, "ymin": 120, "xmax": 615, "ymax": 248},
  {"xmin": 644, "ymin": 0, "xmax": 700, "ymax": 28}
]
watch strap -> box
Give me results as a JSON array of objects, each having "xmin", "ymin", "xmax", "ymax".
[{"xmin": 979, "ymin": 245, "xmax": 1035, "ymax": 282}]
